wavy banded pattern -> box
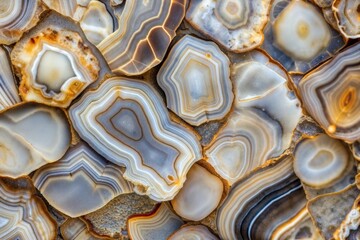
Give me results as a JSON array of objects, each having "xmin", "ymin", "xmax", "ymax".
[
  {"xmin": 128, "ymin": 203, "xmax": 184, "ymax": 240},
  {"xmin": 98, "ymin": 0, "xmax": 185, "ymax": 75},
  {"xmin": 0, "ymin": 178, "xmax": 56, "ymax": 239},
  {"xmin": 205, "ymin": 108, "xmax": 282, "ymax": 185},
  {"xmin": 0, "ymin": 47, "xmax": 20, "ymax": 110},
  {"xmin": 32, "ymin": 142, "xmax": 133, "ymax": 218},
  {"xmin": 0, "ymin": 102, "xmax": 71, "ymax": 178},
  {"xmin": 11, "ymin": 13, "xmax": 100, "ymax": 108},
  {"xmin": 0, "ymin": 0, "xmax": 45, "ymax": 45},
  {"xmin": 333, "ymin": 0, "xmax": 360, "ymax": 39},
  {"xmin": 69, "ymin": 77, "xmax": 202, "ymax": 201},
  {"xmin": 261, "ymin": 0, "xmax": 345, "ymax": 73},
  {"xmin": 168, "ymin": 225, "xmax": 219, "ymax": 240},
  {"xmin": 217, "ymin": 156, "xmax": 307, "ymax": 240},
  {"xmin": 157, "ymin": 35, "xmax": 233, "ymax": 126},
  {"xmin": 299, "ymin": 43, "xmax": 360, "ymax": 142},
  {"xmin": 186, "ymin": 0, "xmax": 271, "ymax": 52}
]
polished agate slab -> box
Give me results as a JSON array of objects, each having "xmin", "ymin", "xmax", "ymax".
[
  {"xmin": 0, "ymin": 178, "xmax": 56, "ymax": 239},
  {"xmin": 157, "ymin": 35, "xmax": 233, "ymax": 126},
  {"xmin": 217, "ymin": 156, "xmax": 306, "ymax": 240},
  {"xmin": 0, "ymin": 103, "xmax": 71, "ymax": 178},
  {"xmin": 299, "ymin": 43, "xmax": 360, "ymax": 143},
  {"xmin": 32, "ymin": 142, "xmax": 133, "ymax": 217},
  {"xmin": 98, "ymin": 0, "xmax": 185, "ymax": 75},
  {"xmin": 0, "ymin": 0, "xmax": 45, "ymax": 45},
  {"xmin": 128, "ymin": 203, "xmax": 184, "ymax": 240},
  {"xmin": 11, "ymin": 12, "xmax": 100, "ymax": 108},
  {"xmin": 171, "ymin": 164, "xmax": 223, "ymax": 221},
  {"xmin": 70, "ymin": 77, "xmax": 202, "ymax": 201},
  {"xmin": 333, "ymin": 0, "xmax": 360, "ymax": 39},
  {"xmin": 168, "ymin": 225, "xmax": 219, "ymax": 240},
  {"xmin": 61, "ymin": 218, "xmax": 104, "ymax": 240},
  {"xmin": 0, "ymin": 47, "xmax": 20, "ymax": 110},
  {"xmin": 186, "ymin": 0, "xmax": 271, "ymax": 52},
  {"xmin": 261, "ymin": 0, "xmax": 345, "ymax": 73},
  {"xmin": 294, "ymin": 134, "xmax": 350, "ymax": 188}
]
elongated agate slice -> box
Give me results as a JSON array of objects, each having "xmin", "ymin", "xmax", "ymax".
[
  {"xmin": 157, "ymin": 35, "xmax": 233, "ymax": 126},
  {"xmin": 11, "ymin": 12, "xmax": 100, "ymax": 108},
  {"xmin": 171, "ymin": 164, "xmax": 223, "ymax": 221},
  {"xmin": 32, "ymin": 142, "xmax": 133, "ymax": 218},
  {"xmin": 127, "ymin": 203, "xmax": 184, "ymax": 240},
  {"xmin": 69, "ymin": 77, "xmax": 202, "ymax": 201},
  {"xmin": 0, "ymin": 47, "xmax": 20, "ymax": 110},
  {"xmin": 0, "ymin": 178, "xmax": 56, "ymax": 239},
  {"xmin": 333, "ymin": 0, "xmax": 360, "ymax": 39},
  {"xmin": 205, "ymin": 108, "xmax": 282, "ymax": 185},
  {"xmin": 0, "ymin": 102, "xmax": 71, "ymax": 178},
  {"xmin": 0, "ymin": 0, "xmax": 45, "ymax": 45},
  {"xmin": 294, "ymin": 134, "xmax": 351, "ymax": 188},
  {"xmin": 168, "ymin": 225, "xmax": 219, "ymax": 240},
  {"xmin": 261, "ymin": 0, "xmax": 345, "ymax": 73},
  {"xmin": 186, "ymin": 0, "xmax": 271, "ymax": 52},
  {"xmin": 98, "ymin": 0, "xmax": 185, "ymax": 75},
  {"xmin": 299, "ymin": 43, "xmax": 360, "ymax": 143},
  {"xmin": 216, "ymin": 156, "xmax": 307, "ymax": 240}
]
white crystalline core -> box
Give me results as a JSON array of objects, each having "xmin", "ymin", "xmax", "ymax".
[{"xmin": 37, "ymin": 50, "xmax": 75, "ymax": 92}]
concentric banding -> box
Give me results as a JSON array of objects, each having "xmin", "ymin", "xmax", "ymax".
[
  {"xmin": 168, "ymin": 225, "xmax": 219, "ymax": 240},
  {"xmin": 98, "ymin": 0, "xmax": 186, "ymax": 75},
  {"xmin": 333, "ymin": 0, "xmax": 360, "ymax": 39},
  {"xmin": 294, "ymin": 134, "xmax": 350, "ymax": 188},
  {"xmin": 69, "ymin": 77, "xmax": 202, "ymax": 201},
  {"xmin": 0, "ymin": 48, "xmax": 20, "ymax": 110},
  {"xmin": 0, "ymin": 103, "xmax": 71, "ymax": 178},
  {"xmin": 216, "ymin": 156, "xmax": 306, "ymax": 240},
  {"xmin": 232, "ymin": 50, "xmax": 302, "ymax": 154},
  {"xmin": 127, "ymin": 203, "xmax": 184, "ymax": 240},
  {"xmin": 273, "ymin": 0, "xmax": 331, "ymax": 61},
  {"xmin": 186, "ymin": 0, "xmax": 271, "ymax": 52},
  {"xmin": 11, "ymin": 18, "xmax": 100, "ymax": 108},
  {"xmin": 0, "ymin": 178, "xmax": 56, "ymax": 240},
  {"xmin": 0, "ymin": 0, "xmax": 44, "ymax": 45},
  {"xmin": 261, "ymin": 0, "xmax": 345, "ymax": 73},
  {"xmin": 299, "ymin": 43, "xmax": 360, "ymax": 142},
  {"xmin": 205, "ymin": 108, "xmax": 282, "ymax": 185},
  {"xmin": 157, "ymin": 35, "xmax": 233, "ymax": 126},
  {"xmin": 32, "ymin": 142, "xmax": 133, "ymax": 218},
  {"xmin": 171, "ymin": 164, "xmax": 223, "ymax": 221}
]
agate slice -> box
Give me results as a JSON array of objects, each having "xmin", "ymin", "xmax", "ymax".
[
  {"xmin": 186, "ymin": 0, "xmax": 271, "ymax": 52},
  {"xmin": 0, "ymin": 178, "xmax": 56, "ymax": 239},
  {"xmin": 157, "ymin": 35, "xmax": 233, "ymax": 126},
  {"xmin": 333, "ymin": 0, "xmax": 360, "ymax": 39},
  {"xmin": 127, "ymin": 203, "xmax": 184, "ymax": 240},
  {"xmin": 32, "ymin": 142, "xmax": 133, "ymax": 218},
  {"xmin": 205, "ymin": 108, "xmax": 282, "ymax": 185},
  {"xmin": 168, "ymin": 225, "xmax": 219, "ymax": 240},
  {"xmin": 299, "ymin": 43, "xmax": 360, "ymax": 143},
  {"xmin": 69, "ymin": 77, "xmax": 202, "ymax": 201},
  {"xmin": 0, "ymin": 47, "xmax": 21, "ymax": 110},
  {"xmin": 61, "ymin": 218, "xmax": 107, "ymax": 240},
  {"xmin": 336, "ymin": 194, "xmax": 360, "ymax": 240},
  {"xmin": 294, "ymin": 134, "xmax": 351, "ymax": 188},
  {"xmin": 11, "ymin": 12, "xmax": 100, "ymax": 108},
  {"xmin": 308, "ymin": 184, "xmax": 360, "ymax": 239},
  {"xmin": 216, "ymin": 156, "xmax": 307, "ymax": 240},
  {"xmin": 0, "ymin": 102, "xmax": 71, "ymax": 178},
  {"xmin": 271, "ymin": 208, "xmax": 322, "ymax": 240},
  {"xmin": 98, "ymin": 0, "xmax": 186, "ymax": 75},
  {"xmin": 261, "ymin": 0, "xmax": 345, "ymax": 73},
  {"xmin": 171, "ymin": 164, "xmax": 223, "ymax": 221},
  {"xmin": 0, "ymin": 0, "xmax": 45, "ymax": 45}
]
